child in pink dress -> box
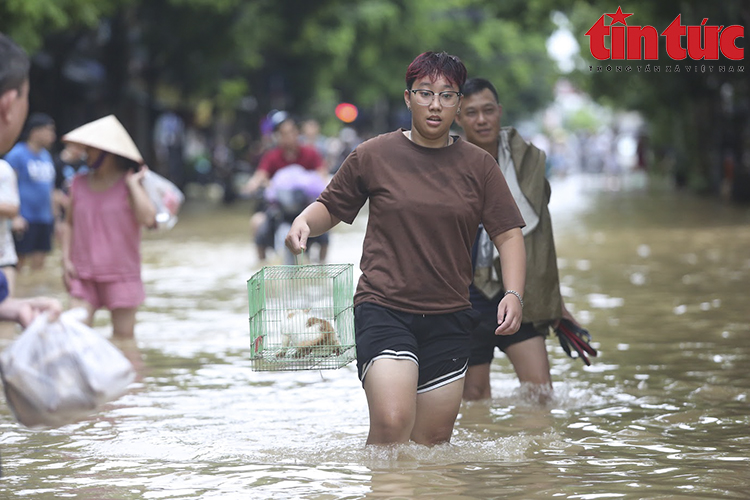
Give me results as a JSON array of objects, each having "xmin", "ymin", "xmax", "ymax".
[{"xmin": 59, "ymin": 116, "xmax": 156, "ymax": 338}]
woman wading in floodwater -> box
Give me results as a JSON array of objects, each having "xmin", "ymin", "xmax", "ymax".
[{"xmin": 286, "ymin": 51, "xmax": 526, "ymax": 446}]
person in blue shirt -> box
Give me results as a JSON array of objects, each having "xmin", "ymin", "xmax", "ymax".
[{"xmin": 4, "ymin": 112, "xmax": 57, "ymax": 271}]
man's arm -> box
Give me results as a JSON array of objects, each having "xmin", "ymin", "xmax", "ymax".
[{"xmin": 242, "ymin": 169, "xmax": 270, "ymax": 195}]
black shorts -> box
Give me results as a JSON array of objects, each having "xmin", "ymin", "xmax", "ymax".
[
  {"xmin": 468, "ymin": 314, "xmax": 547, "ymax": 366},
  {"xmin": 14, "ymin": 222, "xmax": 54, "ymax": 256},
  {"xmin": 354, "ymin": 302, "xmax": 479, "ymax": 393}
]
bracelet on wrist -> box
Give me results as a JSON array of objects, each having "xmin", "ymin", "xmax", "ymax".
[{"xmin": 504, "ymin": 290, "xmax": 523, "ymax": 308}]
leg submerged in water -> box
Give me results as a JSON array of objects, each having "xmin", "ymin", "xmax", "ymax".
[
  {"xmin": 363, "ymin": 358, "xmax": 418, "ymax": 445},
  {"xmin": 363, "ymin": 358, "xmax": 467, "ymax": 446},
  {"xmin": 412, "ymin": 379, "xmax": 465, "ymax": 445}
]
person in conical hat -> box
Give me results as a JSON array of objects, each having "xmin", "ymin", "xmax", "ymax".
[
  {"xmin": 61, "ymin": 115, "xmax": 144, "ymax": 164},
  {"xmin": 58, "ymin": 115, "xmax": 156, "ymax": 338}
]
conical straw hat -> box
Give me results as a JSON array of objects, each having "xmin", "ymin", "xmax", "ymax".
[{"xmin": 62, "ymin": 115, "xmax": 143, "ymax": 163}]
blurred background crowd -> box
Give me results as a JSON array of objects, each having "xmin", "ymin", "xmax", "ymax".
[{"xmin": 2, "ymin": 0, "xmax": 748, "ymax": 207}]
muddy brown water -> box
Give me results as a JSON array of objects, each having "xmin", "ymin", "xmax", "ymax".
[{"xmin": 1, "ymin": 173, "xmax": 749, "ymax": 499}]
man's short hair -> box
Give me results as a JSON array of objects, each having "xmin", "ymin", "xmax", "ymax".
[
  {"xmin": 0, "ymin": 33, "xmax": 30, "ymax": 95},
  {"xmin": 19, "ymin": 112, "xmax": 54, "ymax": 142},
  {"xmin": 462, "ymin": 78, "xmax": 500, "ymax": 103}
]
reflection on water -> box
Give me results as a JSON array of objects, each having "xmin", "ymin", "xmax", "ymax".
[{"xmin": 1, "ymin": 175, "xmax": 749, "ymax": 499}]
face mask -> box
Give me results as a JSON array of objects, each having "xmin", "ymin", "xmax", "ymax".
[{"xmin": 89, "ymin": 150, "xmax": 108, "ymax": 170}]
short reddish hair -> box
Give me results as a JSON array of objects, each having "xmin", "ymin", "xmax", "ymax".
[{"xmin": 405, "ymin": 51, "xmax": 467, "ymax": 91}]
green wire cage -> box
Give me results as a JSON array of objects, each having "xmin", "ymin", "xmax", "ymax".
[{"xmin": 247, "ymin": 263, "xmax": 356, "ymax": 371}]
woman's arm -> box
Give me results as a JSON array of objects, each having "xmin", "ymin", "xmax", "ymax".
[
  {"xmin": 492, "ymin": 227, "xmax": 526, "ymax": 335},
  {"xmin": 0, "ymin": 201, "xmax": 18, "ymax": 218},
  {"xmin": 285, "ymin": 201, "xmax": 341, "ymax": 254},
  {"xmin": 59, "ymin": 195, "xmax": 76, "ymax": 289},
  {"xmin": 0, "ymin": 296, "xmax": 63, "ymax": 328},
  {"xmin": 126, "ymin": 167, "xmax": 157, "ymax": 227}
]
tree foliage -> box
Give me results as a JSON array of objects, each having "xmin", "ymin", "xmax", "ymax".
[
  {"xmin": 6, "ymin": 0, "xmax": 745, "ymax": 199},
  {"xmin": 565, "ymin": 0, "xmax": 749, "ymax": 195},
  {"xmin": 2, "ymin": 0, "xmax": 560, "ymax": 133},
  {"xmin": 0, "ymin": 0, "xmax": 129, "ymax": 50}
]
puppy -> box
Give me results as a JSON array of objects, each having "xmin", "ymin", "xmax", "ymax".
[{"xmin": 277, "ymin": 309, "xmax": 342, "ymax": 358}]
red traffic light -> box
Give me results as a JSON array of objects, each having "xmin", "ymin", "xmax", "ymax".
[{"xmin": 335, "ymin": 103, "xmax": 358, "ymax": 123}]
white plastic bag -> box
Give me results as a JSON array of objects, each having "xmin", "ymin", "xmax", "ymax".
[
  {"xmin": 0, "ymin": 309, "xmax": 136, "ymax": 428},
  {"xmin": 142, "ymin": 170, "xmax": 185, "ymax": 230}
]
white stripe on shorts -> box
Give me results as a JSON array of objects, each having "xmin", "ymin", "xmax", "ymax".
[
  {"xmin": 416, "ymin": 359, "xmax": 469, "ymax": 394},
  {"xmin": 360, "ymin": 349, "xmax": 419, "ymax": 382}
]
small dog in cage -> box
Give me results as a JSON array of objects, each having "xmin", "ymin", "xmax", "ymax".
[{"xmin": 277, "ymin": 309, "xmax": 342, "ymax": 358}]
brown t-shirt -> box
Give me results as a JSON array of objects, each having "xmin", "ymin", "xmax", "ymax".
[{"xmin": 318, "ymin": 129, "xmax": 524, "ymax": 314}]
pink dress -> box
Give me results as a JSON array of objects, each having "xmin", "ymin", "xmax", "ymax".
[{"xmin": 70, "ymin": 174, "xmax": 142, "ymax": 282}]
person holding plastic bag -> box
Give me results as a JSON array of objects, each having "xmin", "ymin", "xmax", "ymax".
[
  {"xmin": 0, "ymin": 269, "xmax": 61, "ymax": 327},
  {"xmin": 0, "ymin": 306, "xmax": 136, "ymax": 429},
  {"xmin": 58, "ymin": 115, "xmax": 157, "ymax": 338}
]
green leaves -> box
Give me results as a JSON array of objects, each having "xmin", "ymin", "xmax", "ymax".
[
  {"xmin": 1, "ymin": 0, "xmax": 126, "ymax": 50},
  {"xmin": 3, "ymin": 0, "xmax": 562, "ymax": 130}
]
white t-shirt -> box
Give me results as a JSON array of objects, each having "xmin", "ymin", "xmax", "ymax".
[{"xmin": 0, "ymin": 159, "xmax": 19, "ymax": 267}]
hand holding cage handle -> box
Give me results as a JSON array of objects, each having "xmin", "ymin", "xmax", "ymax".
[{"xmin": 555, "ymin": 318, "xmax": 598, "ymax": 366}]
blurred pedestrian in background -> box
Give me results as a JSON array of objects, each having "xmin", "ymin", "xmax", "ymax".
[
  {"xmin": 286, "ymin": 52, "xmax": 526, "ymax": 446},
  {"xmin": 326, "ymin": 126, "xmax": 362, "ymax": 175},
  {"xmin": 4, "ymin": 112, "xmax": 57, "ymax": 272},
  {"xmin": 59, "ymin": 115, "xmax": 156, "ymax": 338},
  {"xmin": 263, "ymin": 163, "xmax": 328, "ymax": 264},
  {"xmin": 300, "ymin": 118, "xmax": 329, "ymax": 160},
  {"xmin": 0, "ymin": 32, "xmax": 62, "ymax": 326},
  {"xmin": 243, "ymin": 113, "xmax": 329, "ymax": 264},
  {"xmin": 456, "ymin": 78, "xmax": 583, "ymax": 403},
  {"xmin": 153, "ymin": 109, "xmax": 185, "ymax": 190},
  {"xmin": 52, "ymin": 141, "xmax": 87, "ymax": 247}
]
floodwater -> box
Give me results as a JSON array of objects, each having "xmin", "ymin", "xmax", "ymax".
[{"xmin": 1, "ymin": 173, "xmax": 749, "ymax": 499}]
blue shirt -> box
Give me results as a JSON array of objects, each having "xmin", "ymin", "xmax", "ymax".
[
  {"xmin": 4, "ymin": 142, "xmax": 55, "ymax": 223},
  {"xmin": 0, "ymin": 270, "xmax": 8, "ymax": 303}
]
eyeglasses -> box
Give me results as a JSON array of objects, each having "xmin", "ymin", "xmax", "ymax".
[{"xmin": 408, "ymin": 89, "xmax": 462, "ymax": 107}]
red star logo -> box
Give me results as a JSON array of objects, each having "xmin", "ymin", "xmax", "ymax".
[{"xmin": 606, "ymin": 6, "xmax": 633, "ymax": 25}]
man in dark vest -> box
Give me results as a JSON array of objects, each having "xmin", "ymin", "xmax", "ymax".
[{"xmin": 456, "ymin": 78, "xmax": 589, "ymax": 403}]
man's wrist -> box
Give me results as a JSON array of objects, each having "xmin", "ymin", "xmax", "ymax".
[{"xmin": 504, "ymin": 289, "xmax": 523, "ymax": 308}]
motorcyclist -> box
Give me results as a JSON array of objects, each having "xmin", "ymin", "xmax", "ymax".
[{"xmin": 242, "ymin": 112, "xmax": 328, "ymax": 264}]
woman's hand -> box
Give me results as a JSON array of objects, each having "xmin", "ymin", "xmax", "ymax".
[
  {"xmin": 11, "ymin": 215, "xmax": 27, "ymax": 236},
  {"xmin": 284, "ymin": 202, "xmax": 339, "ymax": 255},
  {"xmin": 0, "ymin": 296, "xmax": 63, "ymax": 328},
  {"xmin": 285, "ymin": 217, "xmax": 311, "ymax": 255},
  {"xmin": 17, "ymin": 297, "xmax": 63, "ymax": 328},
  {"xmin": 62, "ymin": 258, "xmax": 77, "ymax": 291},
  {"xmin": 495, "ymin": 294, "xmax": 522, "ymax": 335},
  {"xmin": 125, "ymin": 164, "xmax": 148, "ymax": 189}
]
